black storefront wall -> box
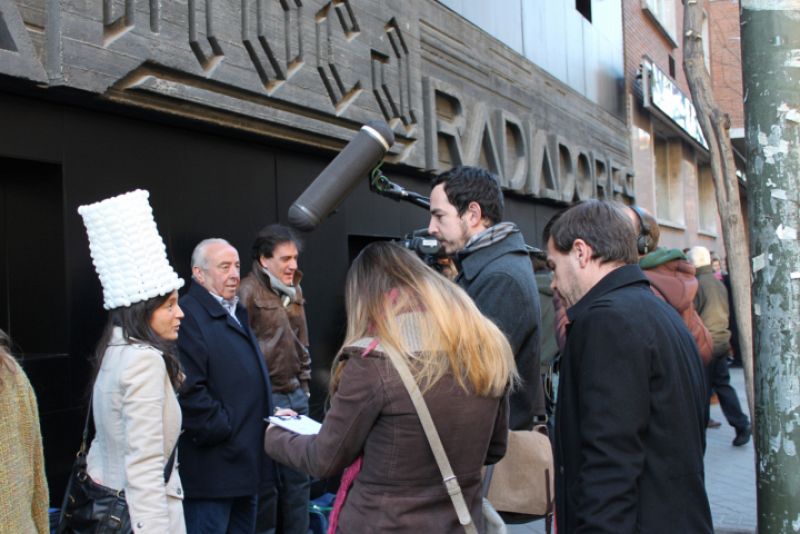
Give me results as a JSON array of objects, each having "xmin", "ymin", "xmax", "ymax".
[{"xmin": 0, "ymin": 89, "xmax": 559, "ymax": 504}]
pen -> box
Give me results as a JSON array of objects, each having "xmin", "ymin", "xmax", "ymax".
[{"xmin": 273, "ymin": 415, "xmax": 301, "ymax": 420}]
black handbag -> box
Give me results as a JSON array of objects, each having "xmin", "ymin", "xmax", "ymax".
[{"xmin": 57, "ymin": 396, "xmax": 177, "ymax": 534}]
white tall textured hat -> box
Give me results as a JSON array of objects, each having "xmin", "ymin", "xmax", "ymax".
[{"xmin": 78, "ymin": 189, "xmax": 184, "ymax": 310}]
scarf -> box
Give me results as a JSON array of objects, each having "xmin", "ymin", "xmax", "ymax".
[
  {"xmin": 460, "ymin": 221, "xmax": 519, "ymax": 256},
  {"xmin": 262, "ymin": 267, "xmax": 298, "ymax": 304}
]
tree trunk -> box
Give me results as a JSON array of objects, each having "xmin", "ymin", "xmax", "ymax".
[
  {"xmin": 740, "ymin": 1, "xmax": 800, "ymax": 531},
  {"xmin": 682, "ymin": 0, "xmax": 754, "ymax": 420}
]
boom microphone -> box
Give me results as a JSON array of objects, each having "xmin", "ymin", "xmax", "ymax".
[{"xmin": 288, "ymin": 120, "xmax": 395, "ymax": 231}]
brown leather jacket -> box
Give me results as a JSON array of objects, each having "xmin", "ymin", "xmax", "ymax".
[{"xmin": 239, "ymin": 263, "xmax": 311, "ymax": 394}]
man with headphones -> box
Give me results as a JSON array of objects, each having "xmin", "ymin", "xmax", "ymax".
[{"xmin": 627, "ymin": 206, "xmax": 713, "ymax": 367}]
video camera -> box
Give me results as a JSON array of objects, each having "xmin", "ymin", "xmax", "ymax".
[
  {"xmin": 397, "ymin": 228, "xmax": 446, "ymax": 270},
  {"xmin": 368, "ymin": 165, "xmax": 448, "ymax": 270}
]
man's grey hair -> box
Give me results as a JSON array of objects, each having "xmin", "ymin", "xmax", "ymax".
[
  {"xmin": 687, "ymin": 246, "xmax": 711, "ymax": 268},
  {"xmin": 191, "ymin": 238, "xmax": 232, "ymax": 271}
]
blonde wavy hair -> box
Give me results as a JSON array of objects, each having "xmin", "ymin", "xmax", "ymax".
[{"xmin": 331, "ymin": 242, "xmax": 517, "ymax": 397}]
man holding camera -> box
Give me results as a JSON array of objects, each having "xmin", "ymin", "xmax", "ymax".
[{"xmin": 428, "ymin": 165, "xmax": 542, "ymax": 430}]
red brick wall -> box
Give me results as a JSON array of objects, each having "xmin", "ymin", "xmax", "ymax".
[
  {"xmin": 623, "ymin": 0, "xmax": 743, "ymax": 131},
  {"xmin": 623, "ymin": 0, "xmax": 690, "ymax": 103},
  {"xmin": 709, "ymin": 0, "xmax": 744, "ymax": 131},
  {"xmin": 623, "ymin": 0, "xmax": 726, "ymax": 253}
]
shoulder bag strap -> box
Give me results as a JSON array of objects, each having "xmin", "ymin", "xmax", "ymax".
[
  {"xmin": 79, "ymin": 394, "xmax": 94, "ymax": 456},
  {"xmin": 164, "ymin": 445, "xmax": 177, "ymax": 483},
  {"xmin": 382, "ymin": 343, "xmax": 479, "ymax": 534}
]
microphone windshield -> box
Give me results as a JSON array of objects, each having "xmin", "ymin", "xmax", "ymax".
[{"xmin": 288, "ymin": 121, "xmax": 395, "ymax": 231}]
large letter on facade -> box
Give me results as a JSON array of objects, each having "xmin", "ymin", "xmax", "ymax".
[{"xmin": 422, "ymin": 76, "xmax": 465, "ymax": 172}]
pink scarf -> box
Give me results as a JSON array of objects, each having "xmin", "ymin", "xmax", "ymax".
[
  {"xmin": 327, "ymin": 455, "xmax": 362, "ymax": 534},
  {"xmin": 326, "ymin": 338, "xmax": 380, "ymax": 534}
]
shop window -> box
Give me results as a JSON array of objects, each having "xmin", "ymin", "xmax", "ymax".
[
  {"xmin": 642, "ymin": 0, "xmax": 677, "ymax": 44},
  {"xmin": 698, "ymin": 164, "xmax": 717, "ymax": 233},
  {"xmin": 653, "ymin": 136, "xmax": 685, "ymax": 225}
]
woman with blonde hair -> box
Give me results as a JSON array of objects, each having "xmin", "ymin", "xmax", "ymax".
[
  {"xmin": 265, "ymin": 241, "xmax": 517, "ymax": 533},
  {"xmin": 0, "ymin": 328, "xmax": 49, "ymax": 533}
]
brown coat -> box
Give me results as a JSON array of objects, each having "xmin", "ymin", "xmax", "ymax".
[
  {"xmin": 239, "ymin": 264, "xmax": 311, "ymax": 393},
  {"xmin": 641, "ymin": 253, "xmax": 714, "ymax": 365},
  {"xmin": 264, "ymin": 346, "xmax": 509, "ymax": 533}
]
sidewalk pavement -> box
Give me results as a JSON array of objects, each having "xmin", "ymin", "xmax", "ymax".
[{"xmin": 507, "ymin": 366, "xmax": 757, "ymax": 534}]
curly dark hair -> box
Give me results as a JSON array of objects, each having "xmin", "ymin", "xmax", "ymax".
[{"xmin": 431, "ymin": 166, "xmax": 504, "ymax": 226}]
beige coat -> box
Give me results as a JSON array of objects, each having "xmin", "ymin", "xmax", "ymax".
[{"xmin": 87, "ymin": 328, "xmax": 185, "ymax": 534}]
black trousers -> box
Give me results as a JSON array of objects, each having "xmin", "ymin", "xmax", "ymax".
[{"xmin": 705, "ymin": 353, "xmax": 749, "ymax": 431}]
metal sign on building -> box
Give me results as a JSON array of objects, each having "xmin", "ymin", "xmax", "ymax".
[{"xmin": 641, "ymin": 59, "xmax": 709, "ymax": 150}]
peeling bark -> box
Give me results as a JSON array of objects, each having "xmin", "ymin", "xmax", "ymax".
[{"xmin": 740, "ymin": 1, "xmax": 800, "ymax": 531}]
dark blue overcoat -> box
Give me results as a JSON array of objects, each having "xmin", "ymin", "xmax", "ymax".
[{"xmin": 177, "ymin": 281, "xmax": 274, "ymax": 498}]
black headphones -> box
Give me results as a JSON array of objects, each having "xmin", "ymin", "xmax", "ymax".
[{"xmin": 631, "ymin": 205, "xmax": 653, "ymax": 255}]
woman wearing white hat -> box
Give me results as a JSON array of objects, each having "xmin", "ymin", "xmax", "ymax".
[{"xmin": 77, "ymin": 190, "xmax": 187, "ymax": 533}]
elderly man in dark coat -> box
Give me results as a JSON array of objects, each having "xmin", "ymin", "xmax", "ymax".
[
  {"xmin": 428, "ymin": 165, "xmax": 542, "ymax": 430},
  {"xmin": 178, "ymin": 238, "xmax": 275, "ymax": 533},
  {"xmin": 546, "ymin": 200, "xmax": 712, "ymax": 534}
]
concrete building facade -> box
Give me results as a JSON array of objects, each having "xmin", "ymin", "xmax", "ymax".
[{"xmin": 1, "ymin": 0, "xmax": 631, "ymax": 502}]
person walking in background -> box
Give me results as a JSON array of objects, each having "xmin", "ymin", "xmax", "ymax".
[
  {"xmin": 178, "ymin": 238, "xmax": 275, "ymax": 534},
  {"xmin": 627, "ymin": 206, "xmax": 713, "ymax": 366},
  {"xmin": 688, "ymin": 246, "xmax": 751, "ymax": 446},
  {"xmin": 239, "ymin": 224, "xmax": 311, "ymax": 534},
  {"xmin": 710, "ymin": 252, "xmax": 724, "ymax": 281},
  {"xmin": 529, "ymin": 248, "xmax": 560, "ymax": 425},
  {"xmin": 427, "ymin": 165, "xmax": 542, "ymax": 430},
  {"xmin": 78, "ymin": 189, "xmax": 187, "ymax": 532},
  {"xmin": 546, "ymin": 200, "xmax": 712, "ymax": 534},
  {"xmin": 265, "ymin": 242, "xmax": 517, "ymax": 532},
  {"xmin": 0, "ymin": 328, "xmax": 49, "ymax": 534}
]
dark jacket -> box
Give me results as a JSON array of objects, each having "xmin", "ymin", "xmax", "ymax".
[
  {"xmin": 555, "ymin": 265, "xmax": 711, "ymax": 534},
  {"xmin": 177, "ymin": 281, "xmax": 274, "ymax": 498},
  {"xmin": 694, "ymin": 265, "xmax": 732, "ymax": 358},
  {"xmin": 239, "ymin": 263, "xmax": 311, "ymax": 394},
  {"xmin": 265, "ymin": 343, "xmax": 508, "ymax": 533},
  {"xmin": 455, "ymin": 230, "xmax": 542, "ymax": 429},
  {"xmin": 640, "ymin": 248, "xmax": 713, "ymax": 365}
]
